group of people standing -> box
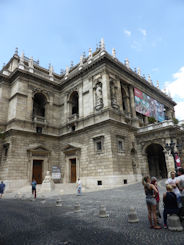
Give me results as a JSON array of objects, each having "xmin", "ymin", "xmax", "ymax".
[{"xmin": 143, "ymin": 168, "xmax": 184, "ymax": 229}]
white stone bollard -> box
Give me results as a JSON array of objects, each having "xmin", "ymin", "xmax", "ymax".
[
  {"xmin": 99, "ymin": 205, "xmax": 109, "ymax": 218},
  {"xmin": 168, "ymin": 214, "xmax": 183, "ymax": 231},
  {"xmin": 74, "ymin": 202, "xmax": 81, "ymax": 212},
  {"xmin": 56, "ymin": 199, "xmax": 62, "ymax": 207},
  {"xmin": 128, "ymin": 207, "xmax": 139, "ymax": 223}
]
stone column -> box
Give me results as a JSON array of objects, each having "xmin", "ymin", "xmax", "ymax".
[
  {"xmin": 117, "ymin": 79, "xmax": 123, "ymax": 111},
  {"xmin": 144, "ymin": 116, "xmax": 148, "ymax": 125},
  {"xmin": 129, "ymin": 86, "xmax": 139, "ymax": 127},
  {"xmin": 27, "ymin": 91, "xmax": 33, "ymax": 120},
  {"xmin": 126, "ymin": 94, "xmax": 131, "ymax": 115},
  {"xmin": 46, "ymin": 97, "xmax": 53, "ymax": 123},
  {"xmin": 64, "ymin": 94, "xmax": 68, "ymax": 123},
  {"xmin": 129, "ymin": 86, "xmax": 136, "ymax": 118},
  {"xmin": 78, "ymin": 86, "xmax": 83, "ymax": 118},
  {"xmin": 102, "ymin": 72, "xmax": 111, "ymax": 108}
]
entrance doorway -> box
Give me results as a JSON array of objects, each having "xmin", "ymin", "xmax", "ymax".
[
  {"xmin": 146, "ymin": 144, "xmax": 167, "ymax": 178},
  {"xmin": 32, "ymin": 160, "xmax": 43, "ymax": 184},
  {"xmin": 70, "ymin": 159, "xmax": 76, "ymax": 183}
]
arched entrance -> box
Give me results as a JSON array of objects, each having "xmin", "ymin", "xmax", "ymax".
[{"xmin": 146, "ymin": 143, "xmax": 167, "ymax": 178}]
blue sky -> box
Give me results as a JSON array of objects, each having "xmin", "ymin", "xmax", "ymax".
[{"xmin": 1, "ymin": 0, "xmax": 184, "ymax": 119}]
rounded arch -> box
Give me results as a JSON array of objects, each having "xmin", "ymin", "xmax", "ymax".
[
  {"xmin": 33, "ymin": 93, "xmax": 47, "ymax": 117},
  {"xmin": 146, "ymin": 143, "xmax": 167, "ymax": 178},
  {"xmin": 69, "ymin": 91, "xmax": 79, "ymax": 115}
]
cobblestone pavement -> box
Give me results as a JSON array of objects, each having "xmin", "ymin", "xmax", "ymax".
[{"xmin": 1, "ymin": 181, "xmax": 184, "ymax": 245}]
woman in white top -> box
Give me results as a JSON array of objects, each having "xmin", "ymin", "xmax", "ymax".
[{"xmin": 166, "ymin": 170, "xmax": 181, "ymax": 207}]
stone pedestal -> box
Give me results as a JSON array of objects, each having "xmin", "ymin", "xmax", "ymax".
[
  {"xmin": 128, "ymin": 207, "xmax": 139, "ymax": 223},
  {"xmin": 168, "ymin": 214, "xmax": 183, "ymax": 231},
  {"xmin": 40, "ymin": 171, "xmax": 55, "ymax": 192}
]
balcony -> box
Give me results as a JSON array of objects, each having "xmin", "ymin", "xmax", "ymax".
[
  {"xmin": 33, "ymin": 115, "xmax": 47, "ymax": 125},
  {"xmin": 68, "ymin": 113, "xmax": 79, "ymax": 123},
  {"xmin": 137, "ymin": 119, "xmax": 176, "ymax": 133}
]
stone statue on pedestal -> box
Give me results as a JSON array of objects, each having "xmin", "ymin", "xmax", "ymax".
[
  {"xmin": 95, "ymin": 82, "xmax": 103, "ymax": 110},
  {"xmin": 40, "ymin": 171, "xmax": 55, "ymax": 192}
]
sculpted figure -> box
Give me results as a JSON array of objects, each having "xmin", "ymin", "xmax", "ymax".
[
  {"xmin": 29, "ymin": 57, "xmax": 34, "ymax": 68},
  {"xmin": 43, "ymin": 171, "xmax": 52, "ymax": 183},
  {"xmin": 95, "ymin": 82, "xmax": 103, "ymax": 110}
]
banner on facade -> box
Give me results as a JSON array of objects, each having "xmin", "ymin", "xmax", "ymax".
[
  {"xmin": 52, "ymin": 166, "xmax": 61, "ymax": 179},
  {"xmin": 134, "ymin": 88, "xmax": 165, "ymax": 122}
]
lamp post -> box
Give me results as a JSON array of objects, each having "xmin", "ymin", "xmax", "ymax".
[{"xmin": 165, "ymin": 139, "xmax": 182, "ymax": 173}]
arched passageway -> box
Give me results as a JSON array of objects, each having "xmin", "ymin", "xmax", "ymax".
[{"xmin": 146, "ymin": 143, "xmax": 167, "ymax": 178}]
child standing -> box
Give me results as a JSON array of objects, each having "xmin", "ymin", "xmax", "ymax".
[{"xmin": 31, "ymin": 179, "xmax": 37, "ymax": 199}]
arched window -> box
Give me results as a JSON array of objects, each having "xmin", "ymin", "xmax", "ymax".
[
  {"xmin": 70, "ymin": 91, "xmax": 79, "ymax": 115},
  {"xmin": 121, "ymin": 87, "xmax": 127, "ymax": 112},
  {"xmin": 33, "ymin": 93, "xmax": 47, "ymax": 118}
]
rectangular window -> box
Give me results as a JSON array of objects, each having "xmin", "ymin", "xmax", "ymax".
[
  {"xmin": 118, "ymin": 140, "xmax": 123, "ymax": 152},
  {"xmin": 93, "ymin": 135, "xmax": 104, "ymax": 153},
  {"xmin": 2, "ymin": 143, "xmax": 9, "ymax": 162},
  {"xmin": 117, "ymin": 136, "xmax": 125, "ymax": 153},
  {"xmin": 97, "ymin": 180, "xmax": 102, "ymax": 185},
  {"xmin": 96, "ymin": 141, "xmax": 102, "ymax": 151}
]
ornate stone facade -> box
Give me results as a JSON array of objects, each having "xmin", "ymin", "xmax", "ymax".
[{"xmin": 0, "ymin": 45, "xmax": 183, "ymax": 190}]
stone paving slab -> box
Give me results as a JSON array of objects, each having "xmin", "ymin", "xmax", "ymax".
[{"xmin": 0, "ymin": 181, "xmax": 184, "ymax": 245}]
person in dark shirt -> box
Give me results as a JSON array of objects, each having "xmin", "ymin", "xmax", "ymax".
[
  {"xmin": 163, "ymin": 184, "xmax": 179, "ymax": 228},
  {"xmin": 0, "ymin": 181, "xmax": 5, "ymax": 198}
]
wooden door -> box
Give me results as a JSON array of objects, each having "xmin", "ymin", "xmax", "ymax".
[
  {"xmin": 70, "ymin": 159, "xmax": 76, "ymax": 183},
  {"xmin": 32, "ymin": 160, "xmax": 43, "ymax": 184}
]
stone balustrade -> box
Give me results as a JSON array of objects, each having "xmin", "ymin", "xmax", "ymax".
[{"xmin": 137, "ymin": 119, "xmax": 176, "ymax": 133}]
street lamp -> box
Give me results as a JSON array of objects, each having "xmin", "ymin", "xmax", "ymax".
[{"xmin": 165, "ymin": 139, "xmax": 182, "ymax": 172}]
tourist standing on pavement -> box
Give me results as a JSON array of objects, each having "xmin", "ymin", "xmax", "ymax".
[
  {"xmin": 142, "ymin": 176, "xmax": 161, "ymax": 229},
  {"xmin": 31, "ymin": 179, "xmax": 37, "ymax": 198},
  {"xmin": 0, "ymin": 181, "xmax": 5, "ymax": 198},
  {"xmin": 166, "ymin": 170, "xmax": 181, "ymax": 208},
  {"xmin": 76, "ymin": 178, "xmax": 82, "ymax": 195},
  {"xmin": 176, "ymin": 168, "xmax": 184, "ymax": 193},
  {"xmin": 151, "ymin": 177, "xmax": 161, "ymax": 222},
  {"xmin": 163, "ymin": 184, "xmax": 179, "ymax": 229}
]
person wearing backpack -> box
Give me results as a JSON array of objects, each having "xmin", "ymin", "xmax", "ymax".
[{"xmin": 163, "ymin": 184, "xmax": 179, "ymax": 229}]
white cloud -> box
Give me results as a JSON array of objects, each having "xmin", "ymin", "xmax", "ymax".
[
  {"xmin": 174, "ymin": 102, "xmax": 184, "ymax": 121},
  {"xmin": 130, "ymin": 40, "xmax": 143, "ymax": 52},
  {"xmin": 124, "ymin": 29, "xmax": 131, "ymax": 37},
  {"xmin": 139, "ymin": 28, "xmax": 147, "ymax": 37},
  {"xmin": 165, "ymin": 67, "xmax": 184, "ymax": 99},
  {"xmin": 165, "ymin": 66, "xmax": 184, "ymax": 120},
  {"xmin": 152, "ymin": 67, "xmax": 159, "ymax": 72}
]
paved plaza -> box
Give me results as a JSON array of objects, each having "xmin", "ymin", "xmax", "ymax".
[{"xmin": 1, "ymin": 181, "xmax": 184, "ymax": 245}]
